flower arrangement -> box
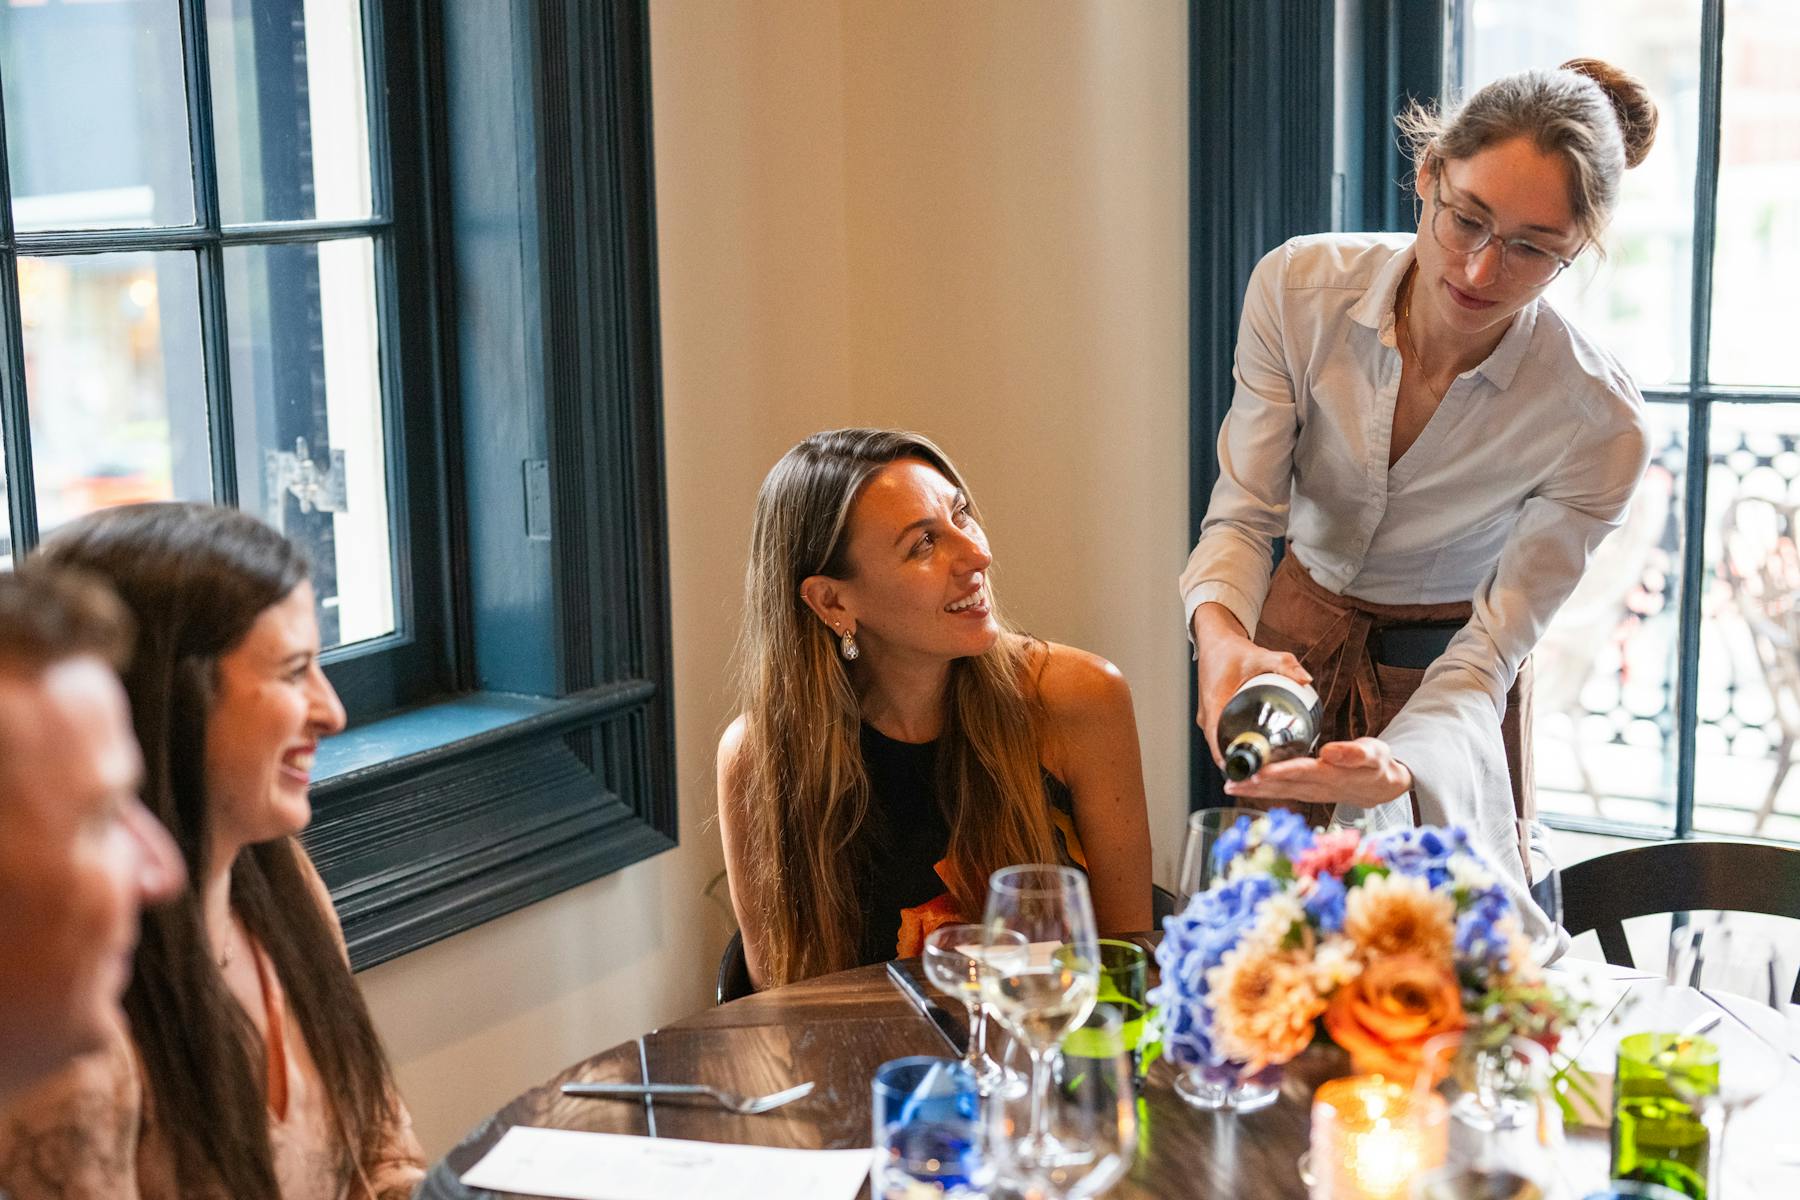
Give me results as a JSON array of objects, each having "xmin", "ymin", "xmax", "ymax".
[{"xmin": 1147, "ymin": 811, "xmax": 1579, "ymax": 1086}]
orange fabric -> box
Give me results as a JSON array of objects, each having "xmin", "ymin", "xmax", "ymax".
[{"xmin": 894, "ymin": 861, "xmax": 965, "ymax": 958}]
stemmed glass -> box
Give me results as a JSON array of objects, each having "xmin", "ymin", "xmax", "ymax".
[
  {"xmin": 1173, "ymin": 806, "xmax": 1279, "ymax": 1111},
  {"xmin": 1177, "ymin": 806, "xmax": 1263, "ymax": 904},
  {"xmin": 1666, "ymin": 920, "xmax": 1789, "ymax": 1170},
  {"xmin": 1521, "ymin": 818, "xmax": 1564, "ymax": 966},
  {"xmin": 987, "ymin": 1004, "xmax": 1138, "ymax": 1199},
  {"xmin": 923, "ymin": 924, "xmax": 1028, "ymax": 1096},
  {"xmin": 981, "ymin": 865, "xmax": 1100, "ymax": 1171}
]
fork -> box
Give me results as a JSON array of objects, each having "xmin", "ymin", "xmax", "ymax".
[{"xmin": 559, "ymin": 1079, "xmax": 816, "ymax": 1114}]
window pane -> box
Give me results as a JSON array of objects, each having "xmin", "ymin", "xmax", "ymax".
[
  {"xmin": 1707, "ymin": 0, "xmax": 1800, "ymax": 388},
  {"xmin": 225, "ymin": 238, "xmax": 392, "ymax": 649},
  {"xmin": 0, "ymin": 0, "xmax": 194, "ymax": 232},
  {"xmin": 1699, "ymin": 403, "xmax": 1800, "ymax": 843},
  {"xmin": 1460, "ymin": 0, "xmax": 1700, "ymax": 388},
  {"xmin": 19, "ymin": 253, "xmax": 210, "ymax": 534},
  {"xmin": 208, "ymin": 0, "xmax": 373, "ymax": 225},
  {"xmin": 1532, "ymin": 402, "xmax": 1686, "ymax": 831}
]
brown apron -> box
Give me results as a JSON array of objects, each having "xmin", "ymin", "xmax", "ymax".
[{"xmin": 1247, "ymin": 552, "xmax": 1535, "ymax": 845}]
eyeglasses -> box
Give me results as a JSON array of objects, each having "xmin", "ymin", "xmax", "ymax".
[{"xmin": 1428, "ymin": 174, "xmax": 1579, "ymax": 287}]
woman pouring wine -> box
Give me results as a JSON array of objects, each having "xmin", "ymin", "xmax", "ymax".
[{"xmin": 1183, "ymin": 59, "xmax": 1658, "ymax": 883}]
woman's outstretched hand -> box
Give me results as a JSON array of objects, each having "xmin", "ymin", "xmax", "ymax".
[
  {"xmin": 1223, "ymin": 737, "xmax": 1412, "ymax": 808},
  {"xmin": 1191, "ymin": 602, "xmax": 1312, "ymax": 767}
]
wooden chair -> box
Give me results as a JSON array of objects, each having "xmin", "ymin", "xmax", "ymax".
[
  {"xmin": 1560, "ymin": 840, "xmax": 1800, "ymax": 1003},
  {"xmin": 714, "ymin": 884, "xmax": 1180, "ymax": 1006}
]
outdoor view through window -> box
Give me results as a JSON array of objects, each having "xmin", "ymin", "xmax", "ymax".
[
  {"xmin": 0, "ymin": 0, "xmax": 396, "ymax": 651},
  {"xmin": 1462, "ymin": 0, "xmax": 1800, "ymax": 845}
]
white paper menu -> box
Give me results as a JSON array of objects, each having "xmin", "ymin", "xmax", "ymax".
[{"xmin": 459, "ymin": 1127, "xmax": 871, "ymax": 1200}]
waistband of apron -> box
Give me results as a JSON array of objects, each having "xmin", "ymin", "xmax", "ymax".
[{"xmin": 1270, "ymin": 552, "xmax": 1474, "ymax": 671}]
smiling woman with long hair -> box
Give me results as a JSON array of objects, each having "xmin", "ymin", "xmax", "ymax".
[
  {"xmin": 0, "ymin": 504, "xmax": 422, "ymax": 1200},
  {"xmin": 719, "ymin": 429, "xmax": 1153, "ymax": 989}
]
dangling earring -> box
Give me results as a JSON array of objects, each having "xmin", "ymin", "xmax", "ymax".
[{"xmin": 839, "ymin": 626, "xmax": 860, "ymax": 662}]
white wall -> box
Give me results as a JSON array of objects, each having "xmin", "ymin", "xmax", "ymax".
[{"xmin": 358, "ymin": 0, "xmax": 1188, "ymax": 1157}]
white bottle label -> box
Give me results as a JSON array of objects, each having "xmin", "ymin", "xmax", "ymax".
[{"xmin": 1240, "ymin": 672, "xmax": 1319, "ymax": 710}]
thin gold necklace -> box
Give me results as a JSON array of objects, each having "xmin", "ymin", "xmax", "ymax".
[{"xmin": 1398, "ymin": 269, "xmax": 1449, "ymax": 401}]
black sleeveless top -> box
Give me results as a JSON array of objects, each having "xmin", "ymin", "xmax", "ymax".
[{"xmin": 853, "ymin": 723, "xmax": 1086, "ymax": 967}]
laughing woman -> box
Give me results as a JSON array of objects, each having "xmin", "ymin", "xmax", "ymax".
[
  {"xmin": 719, "ymin": 429, "xmax": 1154, "ymax": 990},
  {"xmin": 0, "ymin": 504, "xmax": 422, "ymax": 1200}
]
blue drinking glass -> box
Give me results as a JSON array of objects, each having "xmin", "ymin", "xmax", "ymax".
[{"xmin": 871, "ymin": 1056, "xmax": 989, "ymax": 1199}]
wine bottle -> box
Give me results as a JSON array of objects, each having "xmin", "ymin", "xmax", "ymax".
[{"xmin": 1217, "ymin": 673, "xmax": 1322, "ymax": 782}]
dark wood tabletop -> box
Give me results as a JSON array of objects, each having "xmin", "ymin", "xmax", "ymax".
[{"xmin": 419, "ymin": 950, "xmax": 1794, "ymax": 1200}]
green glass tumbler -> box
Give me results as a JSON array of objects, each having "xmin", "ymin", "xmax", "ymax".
[
  {"xmin": 1058, "ymin": 939, "xmax": 1148, "ymax": 1085},
  {"xmin": 1609, "ymin": 1031, "xmax": 1722, "ymax": 1200}
]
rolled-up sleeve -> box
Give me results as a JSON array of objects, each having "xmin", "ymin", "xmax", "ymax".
[
  {"xmin": 1377, "ymin": 387, "xmax": 1652, "ymax": 865},
  {"xmin": 1180, "ymin": 243, "xmax": 1301, "ymax": 647}
]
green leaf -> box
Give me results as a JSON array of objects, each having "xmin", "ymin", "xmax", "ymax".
[{"xmin": 1345, "ymin": 863, "xmax": 1389, "ymax": 887}]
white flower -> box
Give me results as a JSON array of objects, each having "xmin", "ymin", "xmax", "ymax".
[{"xmin": 1448, "ymin": 854, "xmax": 1498, "ymax": 894}]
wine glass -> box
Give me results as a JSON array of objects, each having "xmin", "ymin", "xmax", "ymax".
[
  {"xmin": 1666, "ymin": 919, "xmax": 1789, "ymax": 1164},
  {"xmin": 987, "ymin": 1004, "xmax": 1137, "ymax": 1198},
  {"xmin": 924, "ymin": 924, "xmax": 1028, "ymax": 1096},
  {"xmin": 1177, "ymin": 806, "xmax": 1262, "ymax": 904},
  {"xmin": 1412, "ymin": 1033, "xmax": 1560, "ymax": 1200},
  {"xmin": 1520, "ymin": 818, "xmax": 1564, "ymax": 966},
  {"xmin": 981, "ymin": 865, "xmax": 1100, "ymax": 1170}
]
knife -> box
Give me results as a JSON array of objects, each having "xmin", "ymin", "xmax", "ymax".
[{"xmin": 885, "ymin": 960, "xmax": 967, "ymax": 1057}]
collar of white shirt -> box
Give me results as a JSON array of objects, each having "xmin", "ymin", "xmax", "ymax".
[{"xmin": 1345, "ymin": 241, "xmax": 1540, "ymax": 392}]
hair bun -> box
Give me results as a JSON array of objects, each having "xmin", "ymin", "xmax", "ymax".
[{"xmin": 1561, "ymin": 57, "xmax": 1659, "ymax": 168}]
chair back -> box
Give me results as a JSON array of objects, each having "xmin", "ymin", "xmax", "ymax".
[
  {"xmin": 716, "ymin": 929, "xmax": 753, "ymax": 1005},
  {"xmin": 1560, "ymin": 839, "xmax": 1800, "ymax": 1003}
]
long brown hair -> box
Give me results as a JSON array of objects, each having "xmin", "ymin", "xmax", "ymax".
[
  {"xmin": 1398, "ymin": 57, "xmax": 1658, "ymax": 245},
  {"xmin": 731, "ymin": 429, "xmax": 1057, "ymax": 986},
  {"xmin": 37, "ymin": 503, "xmax": 402, "ymax": 1198}
]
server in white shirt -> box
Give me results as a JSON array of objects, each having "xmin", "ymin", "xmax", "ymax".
[{"xmin": 1184, "ymin": 58, "xmax": 1659, "ymax": 881}]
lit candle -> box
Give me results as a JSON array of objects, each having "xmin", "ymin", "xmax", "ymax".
[{"xmin": 1309, "ymin": 1075, "xmax": 1447, "ymax": 1200}]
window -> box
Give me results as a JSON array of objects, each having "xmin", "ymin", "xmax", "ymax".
[
  {"xmin": 0, "ymin": 0, "xmax": 438, "ymax": 699},
  {"xmin": 1454, "ymin": 0, "xmax": 1800, "ymax": 845},
  {"xmin": 1, "ymin": 0, "xmax": 677, "ymax": 968}
]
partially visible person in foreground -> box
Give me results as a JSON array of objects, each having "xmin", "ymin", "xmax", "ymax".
[
  {"xmin": 720, "ymin": 428, "xmax": 1154, "ymax": 990},
  {"xmin": 0, "ymin": 568, "xmax": 184, "ymax": 1109},
  {"xmin": 0, "ymin": 504, "xmax": 424, "ymax": 1200}
]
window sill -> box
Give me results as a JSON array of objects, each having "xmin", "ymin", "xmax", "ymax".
[{"xmin": 304, "ymin": 682, "xmax": 676, "ymax": 970}]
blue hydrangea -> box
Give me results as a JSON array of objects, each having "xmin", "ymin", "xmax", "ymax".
[
  {"xmin": 1365, "ymin": 825, "xmax": 1473, "ymax": 888},
  {"xmin": 1149, "ymin": 874, "xmax": 1280, "ymax": 1067},
  {"xmin": 1208, "ymin": 814, "xmax": 1254, "ymax": 877},
  {"xmin": 1304, "ymin": 872, "xmax": 1347, "ymax": 934},
  {"xmin": 1454, "ymin": 886, "xmax": 1518, "ymax": 970},
  {"xmin": 1262, "ymin": 808, "xmax": 1316, "ymax": 862}
]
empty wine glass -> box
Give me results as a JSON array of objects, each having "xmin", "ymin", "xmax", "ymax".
[
  {"xmin": 1177, "ymin": 806, "xmax": 1262, "ymax": 904},
  {"xmin": 924, "ymin": 924, "xmax": 1028, "ymax": 1096},
  {"xmin": 1666, "ymin": 919, "xmax": 1788, "ymax": 1166},
  {"xmin": 981, "ymin": 865, "xmax": 1100, "ymax": 1171},
  {"xmin": 1521, "ymin": 818, "xmax": 1563, "ymax": 966},
  {"xmin": 987, "ymin": 1004, "xmax": 1137, "ymax": 1198},
  {"xmin": 1413, "ymin": 1033, "xmax": 1560, "ymax": 1200}
]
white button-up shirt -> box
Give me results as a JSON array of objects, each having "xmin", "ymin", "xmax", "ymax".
[{"xmin": 1181, "ymin": 233, "xmax": 1651, "ymax": 874}]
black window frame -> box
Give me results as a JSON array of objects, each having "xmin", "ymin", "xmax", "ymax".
[
  {"xmin": 1, "ymin": 0, "xmax": 678, "ymax": 970},
  {"xmin": 0, "ymin": 0, "xmax": 453, "ymax": 719}
]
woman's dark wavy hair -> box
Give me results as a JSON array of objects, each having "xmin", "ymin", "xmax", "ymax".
[{"xmin": 36, "ymin": 503, "xmax": 400, "ymax": 1198}]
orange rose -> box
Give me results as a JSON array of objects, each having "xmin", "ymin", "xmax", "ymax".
[{"xmin": 1322, "ymin": 953, "xmax": 1466, "ymax": 1082}]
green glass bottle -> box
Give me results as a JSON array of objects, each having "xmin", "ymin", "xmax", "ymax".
[{"xmin": 1610, "ymin": 1032, "xmax": 1721, "ymax": 1200}]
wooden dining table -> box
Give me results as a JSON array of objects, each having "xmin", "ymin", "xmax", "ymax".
[{"xmin": 420, "ymin": 946, "xmax": 1799, "ymax": 1200}]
